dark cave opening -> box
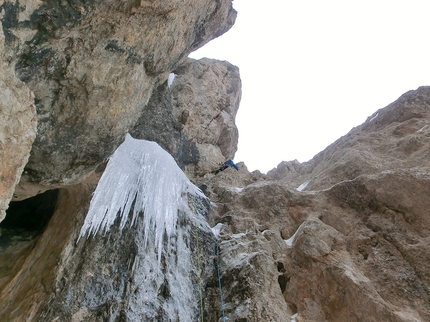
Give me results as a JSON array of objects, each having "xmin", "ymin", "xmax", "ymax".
[{"xmin": 0, "ymin": 189, "xmax": 58, "ymax": 239}]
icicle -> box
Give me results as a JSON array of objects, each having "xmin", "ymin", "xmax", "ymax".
[{"xmin": 78, "ymin": 134, "xmax": 205, "ymax": 261}]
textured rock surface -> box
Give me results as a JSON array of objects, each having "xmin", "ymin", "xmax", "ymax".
[
  {"xmin": 197, "ymin": 88, "xmax": 430, "ymax": 321},
  {"xmin": 1, "ymin": 1, "xmax": 430, "ymax": 320},
  {"xmin": 40, "ymin": 186, "xmax": 216, "ymax": 322},
  {"xmin": 0, "ymin": 22, "xmax": 37, "ymax": 220},
  {"xmin": 131, "ymin": 57, "xmax": 241, "ymax": 176},
  {"xmin": 268, "ymin": 86, "xmax": 430, "ymax": 192},
  {"xmin": 1, "ymin": 0, "xmax": 236, "ymax": 199},
  {"xmin": 0, "ymin": 172, "xmax": 217, "ymax": 322}
]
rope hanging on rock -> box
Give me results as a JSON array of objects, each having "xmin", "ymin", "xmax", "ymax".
[
  {"xmin": 192, "ymin": 197, "xmax": 227, "ymax": 322},
  {"xmin": 210, "ymin": 203, "xmax": 227, "ymax": 322},
  {"xmin": 193, "ymin": 197, "xmax": 205, "ymax": 322}
]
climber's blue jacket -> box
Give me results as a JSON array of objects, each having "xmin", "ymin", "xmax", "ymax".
[
  {"xmin": 224, "ymin": 159, "xmax": 239, "ymax": 171},
  {"xmin": 212, "ymin": 159, "xmax": 239, "ymax": 174}
]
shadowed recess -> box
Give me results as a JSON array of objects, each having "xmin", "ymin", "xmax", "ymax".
[{"xmin": 0, "ymin": 189, "xmax": 59, "ymax": 234}]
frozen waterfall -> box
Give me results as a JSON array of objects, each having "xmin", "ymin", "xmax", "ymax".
[
  {"xmin": 79, "ymin": 133, "xmax": 206, "ymax": 260},
  {"xmin": 71, "ymin": 134, "xmax": 216, "ymax": 321}
]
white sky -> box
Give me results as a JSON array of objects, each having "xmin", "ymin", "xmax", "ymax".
[{"xmin": 190, "ymin": 0, "xmax": 430, "ymax": 173}]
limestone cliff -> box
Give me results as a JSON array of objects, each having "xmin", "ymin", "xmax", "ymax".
[
  {"xmin": 1, "ymin": 1, "xmax": 430, "ymax": 321},
  {"xmin": 1, "ymin": 0, "xmax": 236, "ymax": 201},
  {"xmin": 199, "ymin": 87, "xmax": 430, "ymax": 321}
]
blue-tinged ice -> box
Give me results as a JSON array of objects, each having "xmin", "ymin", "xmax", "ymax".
[{"xmin": 78, "ymin": 133, "xmax": 205, "ymax": 260}]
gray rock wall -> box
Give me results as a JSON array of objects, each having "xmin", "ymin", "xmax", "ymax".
[
  {"xmin": 0, "ymin": 22, "xmax": 37, "ymax": 220},
  {"xmin": 131, "ymin": 58, "xmax": 241, "ymax": 176},
  {"xmin": 1, "ymin": 0, "xmax": 236, "ymax": 200}
]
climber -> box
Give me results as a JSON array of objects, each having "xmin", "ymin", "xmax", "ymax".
[{"xmin": 212, "ymin": 159, "xmax": 239, "ymax": 174}]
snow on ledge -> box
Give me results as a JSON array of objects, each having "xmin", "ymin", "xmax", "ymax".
[
  {"xmin": 368, "ymin": 112, "xmax": 379, "ymax": 122},
  {"xmin": 211, "ymin": 223, "xmax": 223, "ymax": 239},
  {"xmin": 285, "ymin": 223, "xmax": 304, "ymax": 247},
  {"xmin": 296, "ymin": 180, "xmax": 310, "ymax": 191},
  {"xmin": 417, "ymin": 124, "xmax": 428, "ymax": 133}
]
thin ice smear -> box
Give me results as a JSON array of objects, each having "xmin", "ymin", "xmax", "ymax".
[{"xmin": 78, "ymin": 134, "xmax": 205, "ymax": 260}]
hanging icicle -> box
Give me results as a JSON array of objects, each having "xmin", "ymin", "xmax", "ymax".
[{"xmin": 78, "ymin": 133, "xmax": 205, "ymax": 260}]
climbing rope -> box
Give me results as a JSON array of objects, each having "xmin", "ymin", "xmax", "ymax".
[
  {"xmin": 192, "ymin": 196, "xmax": 227, "ymax": 322},
  {"xmin": 210, "ymin": 203, "xmax": 227, "ymax": 322},
  {"xmin": 193, "ymin": 197, "xmax": 205, "ymax": 322}
]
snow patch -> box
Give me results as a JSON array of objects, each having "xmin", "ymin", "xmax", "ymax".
[
  {"xmin": 368, "ymin": 112, "xmax": 379, "ymax": 122},
  {"xmin": 167, "ymin": 73, "xmax": 176, "ymax": 88},
  {"xmin": 229, "ymin": 187, "xmax": 244, "ymax": 193},
  {"xmin": 78, "ymin": 134, "xmax": 205, "ymax": 261},
  {"xmin": 211, "ymin": 223, "xmax": 223, "ymax": 239},
  {"xmin": 291, "ymin": 313, "xmax": 298, "ymax": 321},
  {"xmin": 285, "ymin": 223, "xmax": 304, "ymax": 247},
  {"xmin": 417, "ymin": 124, "xmax": 428, "ymax": 133},
  {"xmin": 231, "ymin": 232, "xmax": 247, "ymax": 239},
  {"xmin": 296, "ymin": 180, "xmax": 310, "ymax": 191}
]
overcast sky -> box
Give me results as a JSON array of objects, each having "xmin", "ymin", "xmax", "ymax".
[{"xmin": 190, "ymin": 0, "xmax": 430, "ymax": 173}]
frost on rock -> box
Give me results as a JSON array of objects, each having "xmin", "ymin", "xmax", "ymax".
[{"xmin": 79, "ymin": 134, "xmax": 205, "ymax": 260}]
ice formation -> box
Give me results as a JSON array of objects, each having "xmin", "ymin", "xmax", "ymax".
[
  {"xmin": 167, "ymin": 72, "xmax": 176, "ymax": 88},
  {"xmin": 79, "ymin": 134, "xmax": 205, "ymax": 260}
]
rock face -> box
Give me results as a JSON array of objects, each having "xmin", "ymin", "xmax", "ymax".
[
  {"xmin": 268, "ymin": 87, "xmax": 430, "ymax": 191},
  {"xmin": 0, "ymin": 22, "xmax": 37, "ymax": 221},
  {"xmin": 203, "ymin": 167, "xmax": 430, "ymax": 321},
  {"xmin": 1, "ymin": 0, "xmax": 236, "ymax": 200},
  {"xmin": 198, "ymin": 87, "xmax": 430, "ymax": 321},
  {"xmin": 131, "ymin": 57, "xmax": 241, "ymax": 176},
  {"xmin": 1, "ymin": 1, "xmax": 430, "ymax": 321}
]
